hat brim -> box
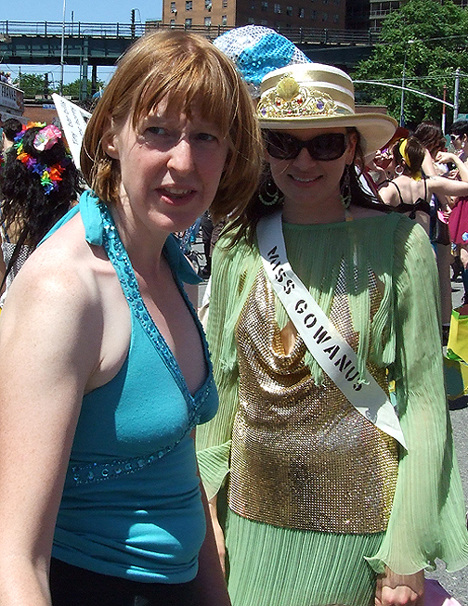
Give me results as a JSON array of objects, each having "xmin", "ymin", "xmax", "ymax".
[{"xmin": 259, "ymin": 113, "xmax": 398, "ymax": 155}]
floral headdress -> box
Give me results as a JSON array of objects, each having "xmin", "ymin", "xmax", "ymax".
[{"xmin": 13, "ymin": 122, "xmax": 73, "ymax": 194}]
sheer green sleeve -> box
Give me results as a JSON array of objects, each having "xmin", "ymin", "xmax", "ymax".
[
  {"xmin": 367, "ymin": 219, "xmax": 468, "ymax": 575},
  {"xmin": 196, "ymin": 236, "xmax": 261, "ymax": 500}
]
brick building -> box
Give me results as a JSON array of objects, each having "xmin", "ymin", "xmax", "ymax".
[
  {"xmin": 161, "ymin": 0, "xmax": 468, "ymax": 31},
  {"xmin": 346, "ymin": 0, "xmax": 370, "ymax": 30},
  {"xmin": 162, "ymin": 0, "xmax": 347, "ymax": 30}
]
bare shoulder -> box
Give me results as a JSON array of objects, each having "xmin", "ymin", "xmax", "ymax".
[
  {"xmin": 3, "ymin": 213, "xmax": 101, "ymax": 320},
  {"xmin": 0, "ymin": 212, "xmax": 130, "ymax": 390}
]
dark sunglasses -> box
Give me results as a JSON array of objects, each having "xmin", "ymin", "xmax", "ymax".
[
  {"xmin": 450, "ymin": 134, "xmax": 461, "ymax": 141},
  {"xmin": 264, "ymin": 131, "xmax": 348, "ymax": 161}
]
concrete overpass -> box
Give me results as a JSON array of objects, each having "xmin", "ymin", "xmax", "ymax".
[{"xmin": 0, "ymin": 21, "xmax": 377, "ymax": 96}]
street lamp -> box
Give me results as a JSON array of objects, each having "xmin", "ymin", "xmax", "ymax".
[
  {"xmin": 399, "ymin": 39, "xmax": 414, "ymax": 127},
  {"xmin": 131, "ymin": 8, "xmax": 142, "ymax": 37},
  {"xmin": 60, "ymin": 0, "xmax": 66, "ymax": 95},
  {"xmin": 454, "ymin": 67, "xmax": 460, "ymax": 122}
]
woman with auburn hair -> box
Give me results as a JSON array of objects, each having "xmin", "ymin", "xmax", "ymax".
[
  {"xmin": 197, "ymin": 63, "xmax": 468, "ymax": 606},
  {"xmin": 0, "ymin": 30, "xmax": 262, "ymax": 605}
]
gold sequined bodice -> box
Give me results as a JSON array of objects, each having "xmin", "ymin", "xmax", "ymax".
[{"xmin": 229, "ymin": 268, "xmax": 399, "ymax": 534}]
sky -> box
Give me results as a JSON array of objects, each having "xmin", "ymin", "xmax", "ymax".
[{"xmin": 1, "ymin": 0, "xmax": 163, "ymax": 86}]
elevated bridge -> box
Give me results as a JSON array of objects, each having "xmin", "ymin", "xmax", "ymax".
[{"xmin": 0, "ymin": 21, "xmax": 378, "ymax": 97}]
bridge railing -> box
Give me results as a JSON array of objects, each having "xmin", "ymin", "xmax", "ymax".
[
  {"xmin": 0, "ymin": 20, "xmax": 380, "ymax": 45},
  {"xmin": 0, "ymin": 20, "xmax": 147, "ymax": 38}
]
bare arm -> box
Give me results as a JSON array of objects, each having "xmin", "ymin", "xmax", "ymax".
[
  {"xmin": 429, "ymin": 175, "xmax": 468, "ymax": 201},
  {"xmin": 193, "ymin": 444, "xmax": 231, "ymax": 606},
  {"xmin": 436, "ymin": 151, "xmax": 468, "ymax": 182},
  {"xmin": 207, "ymin": 494, "xmax": 226, "ymax": 573},
  {"xmin": 0, "ymin": 257, "xmax": 101, "ymax": 605}
]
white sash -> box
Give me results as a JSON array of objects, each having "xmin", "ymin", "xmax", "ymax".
[{"xmin": 257, "ymin": 211, "xmax": 406, "ymax": 448}]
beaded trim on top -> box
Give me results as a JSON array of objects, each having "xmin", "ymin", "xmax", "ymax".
[
  {"xmin": 257, "ymin": 73, "xmax": 339, "ymax": 119},
  {"xmin": 68, "ymin": 201, "xmax": 214, "ymax": 487}
]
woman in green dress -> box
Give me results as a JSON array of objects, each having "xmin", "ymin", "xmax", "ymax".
[{"xmin": 196, "ymin": 63, "xmax": 468, "ymax": 606}]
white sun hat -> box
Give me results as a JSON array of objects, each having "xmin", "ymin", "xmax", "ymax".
[{"xmin": 257, "ymin": 63, "xmax": 397, "ymax": 155}]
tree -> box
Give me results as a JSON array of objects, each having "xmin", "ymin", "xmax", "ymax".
[
  {"xmin": 353, "ymin": 0, "xmax": 468, "ymax": 129},
  {"xmin": 61, "ymin": 78, "xmax": 105, "ymax": 100},
  {"xmin": 12, "ymin": 74, "xmax": 105, "ymax": 101},
  {"xmin": 14, "ymin": 73, "xmax": 54, "ymax": 99}
]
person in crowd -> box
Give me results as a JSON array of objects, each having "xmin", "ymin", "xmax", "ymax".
[
  {"xmin": 199, "ymin": 210, "xmax": 213, "ymax": 279},
  {"xmin": 365, "ymin": 147, "xmax": 394, "ymax": 187},
  {"xmin": 196, "ymin": 63, "xmax": 468, "ymax": 606},
  {"xmin": 1, "ymin": 117, "xmax": 22, "ymax": 153},
  {"xmin": 449, "ymin": 120, "xmax": 468, "ymax": 162},
  {"xmin": 0, "ymin": 71, "xmax": 13, "ymax": 84},
  {"xmin": 0, "ymin": 122, "xmax": 81, "ymax": 306},
  {"xmin": 413, "ymin": 121, "xmax": 453, "ymax": 338},
  {"xmin": 364, "ymin": 126, "xmax": 409, "ymax": 190},
  {"xmin": 413, "ymin": 120, "xmax": 448, "ymax": 174},
  {"xmin": 0, "ymin": 30, "xmax": 262, "ymax": 605},
  {"xmin": 448, "ymin": 120, "xmax": 468, "ymax": 303},
  {"xmin": 378, "ymin": 136, "xmax": 468, "ymax": 236}
]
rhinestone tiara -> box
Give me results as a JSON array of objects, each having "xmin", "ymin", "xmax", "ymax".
[{"xmin": 257, "ymin": 73, "xmax": 350, "ymax": 120}]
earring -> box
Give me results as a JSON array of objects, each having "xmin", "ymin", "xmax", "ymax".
[
  {"xmin": 394, "ymin": 164, "xmax": 404, "ymax": 176},
  {"xmin": 341, "ymin": 164, "xmax": 352, "ymax": 206},
  {"xmin": 259, "ymin": 178, "xmax": 282, "ymax": 206},
  {"xmin": 340, "ymin": 165, "xmax": 353, "ymax": 222}
]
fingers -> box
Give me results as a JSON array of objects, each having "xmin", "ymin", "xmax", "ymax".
[{"xmin": 375, "ymin": 569, "xmax": 424, "ymax": 606}]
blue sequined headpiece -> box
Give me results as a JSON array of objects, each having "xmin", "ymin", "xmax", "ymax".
[{"xmin": 213, "ymin": 25, "xmax": 312, "ymax": 97}]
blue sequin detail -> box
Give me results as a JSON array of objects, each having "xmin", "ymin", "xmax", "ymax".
[{"xmin": 70, "ymin": 202, "xmax": 214, "ymax": 487}]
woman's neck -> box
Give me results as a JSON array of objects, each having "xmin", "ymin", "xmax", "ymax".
[
  {"xmin": 282, "ymin": 195, "xmax": 347, "ymax": 225},
  {"xmin": 109, "ymin": 203, "xmax": 167, "ymax": 275}
]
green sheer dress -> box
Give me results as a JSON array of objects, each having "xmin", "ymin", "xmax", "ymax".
[{"xmin": 196, "ymin": 212, "xmax": 468, "ymax": 606}]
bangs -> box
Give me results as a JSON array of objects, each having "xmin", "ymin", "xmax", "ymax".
[
  {"xmin": 81, "ymin": 31, "xmax": 262, "ymax": 213},
  {"xmin": 131, "ymin": 53, "xmax": 238, "ymax": 140}
]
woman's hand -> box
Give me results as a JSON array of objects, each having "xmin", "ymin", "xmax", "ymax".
[
  {"xmin": 208, "ymin": 496, "xmax": 226, "ymax": 574},
  {"xmin": 436, "ymin": 151, "xmax": 458, "ymax": 165},
  {"xmin": 436, "ymin": 151, "xmax": 468, "ymax": 182},
  {"xmin": 375, "ymin": 568, "xmax": 424, "ymax": 606}
]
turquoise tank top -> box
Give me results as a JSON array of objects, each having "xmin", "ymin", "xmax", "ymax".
[{"xmin": 50, "ymin": 192, "xmax": 218, "ymax": 583}]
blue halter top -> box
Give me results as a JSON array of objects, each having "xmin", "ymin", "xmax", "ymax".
[{"xmin": 50, "ymin": 191, "xmax": 218, "ymax": 583}]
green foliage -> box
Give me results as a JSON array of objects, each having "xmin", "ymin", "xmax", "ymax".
[
  {"xmin": 13, "ymin": 74, "xmax": 104, "ymax": 100},
  {"xmin": 14, "ymin": 73, "xmax": 52, "ymax": 98},
  {"xmin": 353, "ymin": 0, "xmax": 468, "ymax": 128},
  {"xmin": 61, "ymin": 78, "xmax": 105, "ymax": 99}
]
